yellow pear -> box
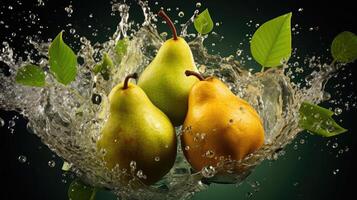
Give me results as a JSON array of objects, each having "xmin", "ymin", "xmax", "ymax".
[
  {"xmin": 181, "ymin": 70, "xmax": 265, "ymax": 174},
  {"xmin": 138, "ymin": 11, "xmax": 198, "ymax": 126},
  {"xmin": 97, "ymin": 73, "xmax": 177, "ymax": 185}
]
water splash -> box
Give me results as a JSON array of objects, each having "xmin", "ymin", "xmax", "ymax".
[{"xmin": 0, "ymin": 1, "xmax": 354, "ymax": 200}]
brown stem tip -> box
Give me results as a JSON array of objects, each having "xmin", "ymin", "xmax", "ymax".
[
  {"xmin": 158, "ymin": 10, "xmax": 178, "ymax": 40},
  {"xmin": 185, "ymin": 70, "xmax": 204, "ymax": 81},
  {"xmin": 123, "ymin": 73, "xmax": 138, "ymax": 89}
]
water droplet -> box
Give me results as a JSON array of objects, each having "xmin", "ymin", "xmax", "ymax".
[
  {"xmin": 8, "ymin": 6, "xmax": 13, "ymax": 10},
  {"xmin": 136, "ymin": 170, "xmax": 147, "ymax": 179},
  {"xmin": 89, "ymin": 14, "xmax": 93, "ymax": 18},
  {"xmin": 246, "ymin": 192, "xmax": 253, "ymax": 198},
  {"xmin": 29, "ymin": 14, "xmax": 36, "ymax": 20},
  {"xmin": 205, "ymin": 150, "xmax": 215, "ymax": 158},
  {"xmin": 48, "ymin": 160, "xmax": 56, "ymax": 167},
  {"xmin": 196, "ymin": 2, "xmax": 202, "ymax": 8},
  {"xmin": 130, "ymin": 161, "xmax": 137, "ymax": 170},
  {"xmin": 332, "ymin": 143, "xmax": 338, "ymax": 149},
  {"xmin": 18, "ymin": 155, "xmax": 27, "ymax": 163},
  {"xmin": 334, "ymin": 107, "xmax": 342, "ymax": 115},
  {"xmin": 338, "ymin": 149, "xmax": 344, "ymax": 154},
  {"xmin": 8, "ymin": 120, "xmax": 15, "ymax": 127},
  {"xmin": 178, "ymin": 11, "xmax": 184, "ymax": 18},
  {"xmin": 0, "ymin": 117, "xmax": 4, "ymax": 127},
  {"xmin": 236, "ymin": 49, "xmax": 243, "ymax": 56},
  {"xmin": 344, "ymin": 146, "xmax": 349, "ymax": 152},
  {"xmin": 184, "ymin": 146, "xmax": 190, "ymax": 151},
  {"xmin": 166, "ymin": 8, "xmax": 171, "ymax": 12},
  {"xmin": 211, "ymin": 43, "xmax": 216, "ymax": 47},
  {"xmin": 293, "ymin": 182, "xmax": 299, "ymax": 186},
  {"xmin": 215, "ymin": 22, "xmax": 220, "ymax": 27},
  {"xmin": 255, "ymin": 23, "xmax": 260, "ymax": 28},
  {"xmin": 154, "ymin": 156, "xmax": 160, "ymax": 162},
  {"xmin": 69, "ymin": 28, "xmax": 76, "ymax": 34},
  {"xmin": 332, "ymin": 169, "xmax": 339, "ymax": 175},
  {"xmin": 299, "ymin": 139, "xmax": 305, "ymax": 144},
  {"xmin": 37, "ymin": 0, "xmax": 45, "ymax": 6},
  {"xmin": 201, "ymin": 166, "xmax": 216, "ymax": 178},
  {"xmin": 298, "ymin": 8, "xmax": 304, "ymax": 12},
  {"xmin": 65, "ymin": 5, "xmax": 73, "ymax": 17}
]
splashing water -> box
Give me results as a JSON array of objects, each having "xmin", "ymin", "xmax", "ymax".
[{"xmin": 0, "ymin": 1, "xmax": 353, "ymax": 200}]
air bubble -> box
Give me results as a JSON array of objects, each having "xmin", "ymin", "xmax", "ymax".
[
  {"xmin": 154, "ymin": 156, "xmax": 160, "ymax": 162},
  {"xmin": 196, "ymin": 2, "xmax": 202, "ymax": 8}
]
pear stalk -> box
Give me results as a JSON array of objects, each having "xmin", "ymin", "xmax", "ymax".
[
  {"xmin": 185, "ymin": 70, "xmax": 204, "ymax": 81},
  {"xmin": 123, "ymin": 73, "xmax": 138, "ymax": 89},
  {"xmin": 158, "ymin": 10, "xmax": 178, "ymax": 40}
]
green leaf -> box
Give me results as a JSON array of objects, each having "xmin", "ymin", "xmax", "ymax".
[
  {"xmin": 49, "ymin": 31, "xmax": 77, "ymax": 85},
  {"xmin": 68, "ymin": 179, "xmax": 97, "ymax": 200},
  {"xmin": 15, "ymin": 64, "xmax": 45, "ymax": 87},
  {"xmin": 250, "ymin": 12, "xmax": 292, "ymax": 68},
  {"xmin": 331, "ymin": 31, "xmax": 357, "ymax": 63},
  {"xmin": 299, "ymin": 102, "xmax": 347, "ymax": 137},
  {"xmin": 115, "ymin": 38, "xmax": 128, "ymax": 61},
  {"xmin": 194, "ymin": 9, "xmax": 214, "ymax": 35},
  {"xmin": 61, "ymin": 161, "xmax": 72, "ymax": 171},
  {"xmin": 93, "ymin": 53, "xmax": 114, "ymax": 73}
]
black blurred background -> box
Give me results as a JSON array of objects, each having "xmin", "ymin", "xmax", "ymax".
[{"xmin": 1, "ymin": 0, "xmax": 356, "ymax": 200}]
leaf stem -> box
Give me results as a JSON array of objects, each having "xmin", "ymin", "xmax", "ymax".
[
  {"xmin": 123, "ymin": 73, "xmax": 138, "ymax": 89},
  {"xmin": 185, "ymin": 70, "xmax": 205, "ymax": 81},
  {"xmin": 158, "ymin": 10, "xmax": 178, "ymax": 40}
]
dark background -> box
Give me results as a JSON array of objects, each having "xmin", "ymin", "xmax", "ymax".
[{"xmin": 1, "ymin": 0, "xmax": 356, "ymax": 200}]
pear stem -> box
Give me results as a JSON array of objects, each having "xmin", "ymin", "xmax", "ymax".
[
  {"xmin": 185, "ymin": 70, "xmax": 204, "ymax": 81},
  {"xmin": 123, "ymin": 73, "xmax": 138, "ymax": 90},
  {"xmin": 158, "ymin": 10, "xmax": 178, "ymax": 40}
]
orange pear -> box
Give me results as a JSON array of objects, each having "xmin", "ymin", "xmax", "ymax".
[{"xmin": 181, "ymin": 70, "xmax": 265, "ymax": 174}]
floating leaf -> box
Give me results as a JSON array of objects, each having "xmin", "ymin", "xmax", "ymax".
[
  {"xmin": 331, "ymin": 31, "xmax": 357, "ymax": 63},
  {"xmin": 49, "ymin": 31, "xmax": 77, "ymax": 85},
  {"xmin": 15, "ymin": 64, "xmax": 45, "ymax": 87},
  {"xmin": 115, "ymin": 38, "xmax": 128, "ymax": 61},
  {"xmin": 299, "ymin": 102, "xmax": 347, "ymax": 137},
  {"xmin": 93, "ymin": 53, "xmax": 114, "ymax": 80},
  {"xmin": 250, "ymin": 12, "xmax": 292, "ymax": 68},
  {"xmin": 61, "ymin": 161, "xmax": 72, "ymax": 171},
  {"xmin": 194, "ymin": 9, "xmax": 214, "ymax": 35},
  {"xmin": 68, "ymin": 179, "xmax": 96, "ymax": 200}
]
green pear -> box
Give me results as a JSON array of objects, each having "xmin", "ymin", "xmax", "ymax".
[
  {"xmin": 138, "ymin": 10, "xmax": 198, "ymax": 126},
  {"xmin": 97, "ymin": 73, "xmax": 177, "ymax": 185}
]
